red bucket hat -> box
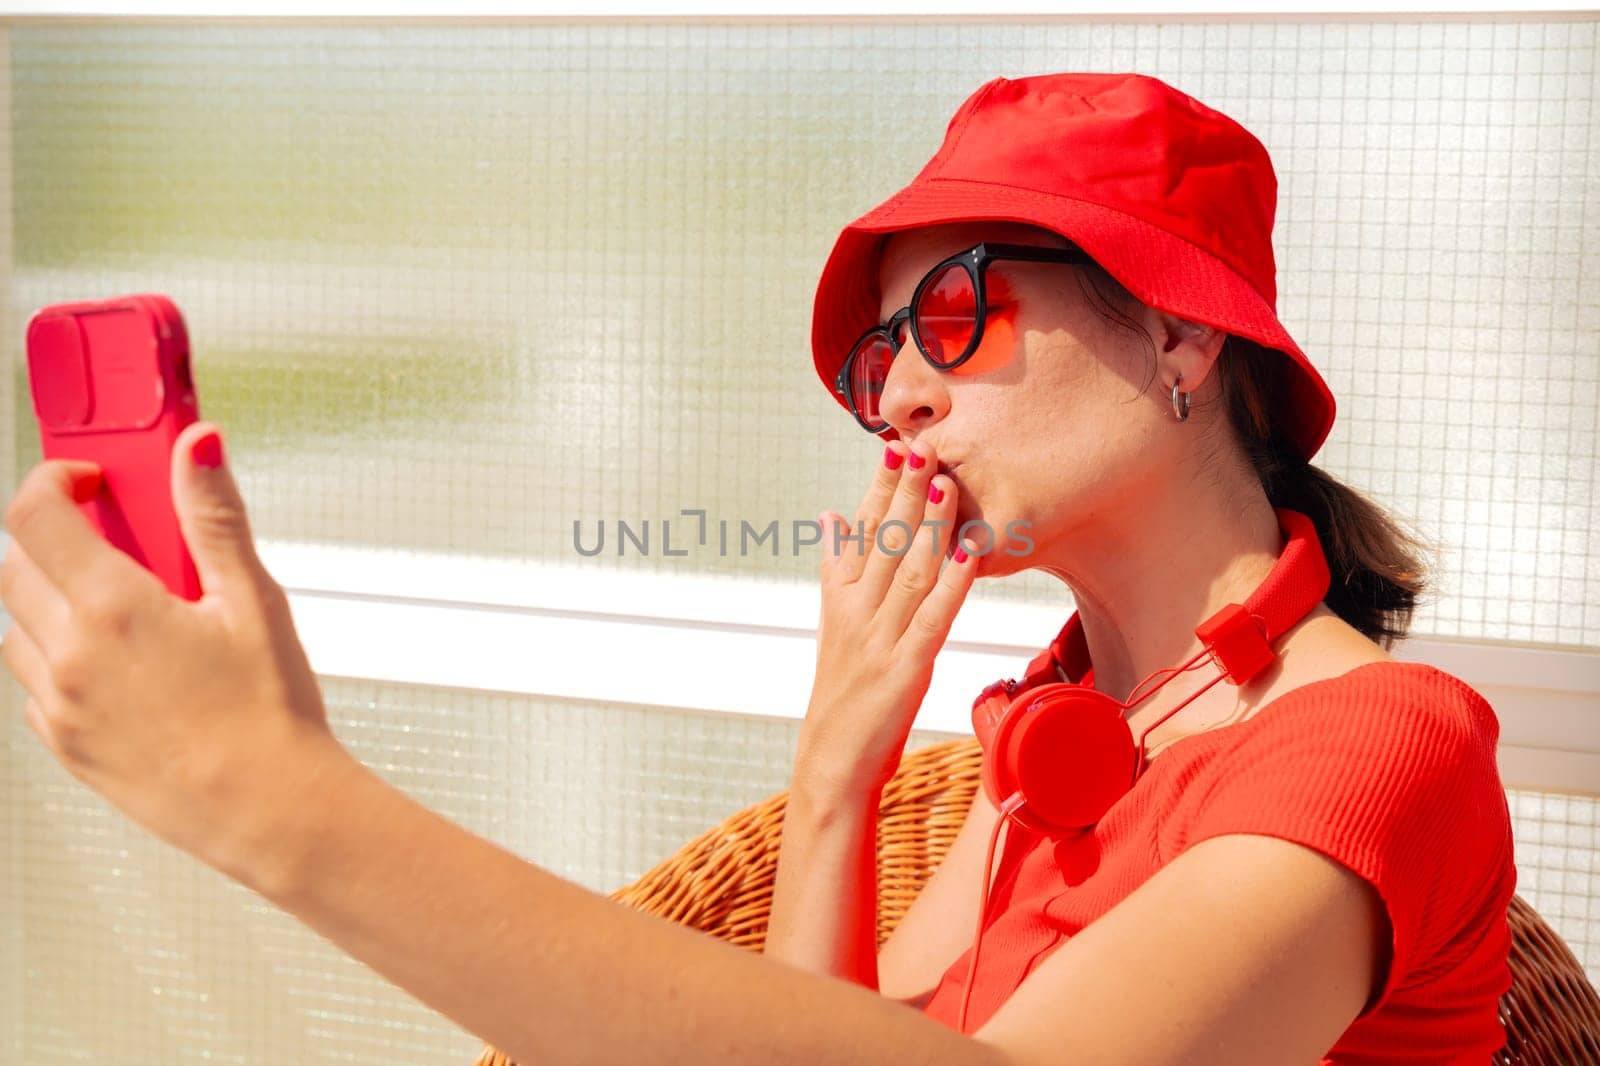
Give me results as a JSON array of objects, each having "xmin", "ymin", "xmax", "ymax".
[{"xmin": 810, "ymin": 72, "xmax": 1335, "ymax": 463}]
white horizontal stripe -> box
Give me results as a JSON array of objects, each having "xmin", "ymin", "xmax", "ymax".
[
  {"xmin": 1498, "ymin": 746, "xmax": 1600, "ymax": 797},
  {"xmin": 0, "ymin": 535, "xmax": 1591, "ymax": 789},
  {"xmin": 263, "ymin": 542, "xmax": 1599, "ymax": 790},
  {"xmin": 3, "ymin": 2, "xmax": 1592, "ymax": 18},
  {"xmin": 261, "ymin": 539, "xmax": 1070, "ymax": 733},
  {"xmin": 259, "ymin": 539, "xmax": 1074, "ymax": 651}
]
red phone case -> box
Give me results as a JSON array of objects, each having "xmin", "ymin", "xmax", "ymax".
[{"xmin": 24, "ymin": 294, "xmax": 203, "ymax": 601}]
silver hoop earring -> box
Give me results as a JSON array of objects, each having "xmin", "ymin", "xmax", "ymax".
[{"xmin": 1171, "ymin": 375, "xmax": 1191, "ymax": 422}]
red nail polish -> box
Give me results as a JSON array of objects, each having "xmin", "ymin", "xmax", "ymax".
[
  {"xmin": 193, "ymin": 431, "xmax": 224, "ymax": 469},
  {"xmin": 883, "ymin": 446, "xmax": 903, "ymax": 471},
  {"xmin": 953, "ymin": 545, "xmax": 969, "ymax": 564},
  {"xmin": 927, "ymin": 482, "xmax": 944, "ymax": 504},
  {"xmin": 907, "ymin": 450, "xmax": 926, "ymax": 470}
]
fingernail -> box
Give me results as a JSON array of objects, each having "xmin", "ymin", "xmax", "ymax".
[
  {"xmin": 883, "ymin": 446, "xmax": 903, "ymax": 471},
  {"xmin": 193, "ymin": 430, "xmax": 224, "ymax": 469},
  {"xmin": 906, "ymin": 450, "xmax": 926, "ymax": 470},
  {"xmin": 69, "ymin": 469, "xmax": 105, "ymax": 503},
  {"xmin": 927, "ymin": 482, "xmax": 944, "ymax": 504},
  {"xmin": 953, "ymin": 544, "xmax": 969, "ymax": 564}
]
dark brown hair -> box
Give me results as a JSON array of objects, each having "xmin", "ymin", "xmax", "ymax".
[{"xmin": 1059, "ymin": 240, "xmax": 1435, "ymax": 648}]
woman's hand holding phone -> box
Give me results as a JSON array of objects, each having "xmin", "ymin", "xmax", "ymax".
[
  {"xmin": 799, "ymin": 440, "xmax": 979, "ymax": 800},
  {"xmin": 0, "ymin": 422, "xmax": 357, "ymax": 890}
]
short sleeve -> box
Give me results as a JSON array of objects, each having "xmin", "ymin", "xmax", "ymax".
[{"xmin": 1163, "ymin": 663, "xmax": 1515, "ymax": 1011}]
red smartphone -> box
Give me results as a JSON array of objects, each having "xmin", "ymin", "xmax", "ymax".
[{"xmin": 24, "ymin": 294, "xmax": 203, "ymax": 601}]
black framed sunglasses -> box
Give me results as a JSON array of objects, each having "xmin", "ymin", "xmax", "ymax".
[{"xmin": 833, "ymin": 241, "xmax": 1096, "ymax": 434}]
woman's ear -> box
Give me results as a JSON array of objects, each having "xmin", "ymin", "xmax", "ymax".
[{"xmin": 1154, "ymin": 312, "xmax": 1227, "ymax": 392}]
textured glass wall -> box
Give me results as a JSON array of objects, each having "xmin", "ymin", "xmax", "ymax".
[
  {"xmin": 2, "ymin": 18, "xmax": 1596, "ymax": 1065},
  {"xmin": 7, "ymin": 19, "xmax": 1597, "ymax": 642},
  {"xmin": 1508, "ymin": 788, "xmax": 1599, "ymax": 989}
]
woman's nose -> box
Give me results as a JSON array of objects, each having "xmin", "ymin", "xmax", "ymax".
[{"xmin": 877, "ymin": 339, "xmax": 951, "ymax": 433}]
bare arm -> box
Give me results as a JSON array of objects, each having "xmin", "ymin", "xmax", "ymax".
[
  {"xmin": 244, "ymin": 740, "xmax": 1380, "ymax": 1066},
  {"xmin": 873, "ymin": 772, "xmax": 1005, "ymax": 1008},
  {"xmin": 762, "ymin": 438, "xmax": 982, "ymax": 999},
  {"xmin": 240, "ymin": 743, "xmax": 1006, "ymax": 1066},
  {"xmin": 763, "ymin": 748, "xmax": 883, "ymax": 990},
  {"xmin": 765, "ymin": 740, "xmax": 1009, "ymax": 1011},
  {"xmin": 979, "ymin": 833, "xmax": 1386, "ymax": 1066}
]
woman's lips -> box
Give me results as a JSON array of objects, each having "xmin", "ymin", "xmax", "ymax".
[{"xmin": 935, "ymin": 461, "xmax": 963, "ymax": 500}]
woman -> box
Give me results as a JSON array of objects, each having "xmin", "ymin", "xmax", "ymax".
[{"xmin": 0, "ymin": 73, "xmax": 1514, "ymax": 1064}]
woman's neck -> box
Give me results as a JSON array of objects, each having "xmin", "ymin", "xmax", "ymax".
[{"xmin": 1038, "ymin": 489, "xmax": 1286, "ymax": 707}]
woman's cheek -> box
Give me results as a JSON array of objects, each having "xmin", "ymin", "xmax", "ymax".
[{"xmin": 950, "ymin": 309, "xmax": 1017, "ymax": 376}]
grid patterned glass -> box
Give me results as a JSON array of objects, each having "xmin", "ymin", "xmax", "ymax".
[{"xmin": 5, "ymin": 19, "xmax": 1596, "ymax": 642}]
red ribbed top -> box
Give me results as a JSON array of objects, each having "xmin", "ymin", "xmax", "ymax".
[{"xmin": 922, "ymin": 660, "xmax": 1517, "ymax": 1062}]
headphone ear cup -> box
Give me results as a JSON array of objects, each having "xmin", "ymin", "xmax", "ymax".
[{"xmin": 987, "ymin": 683, "xmax": 1138, "ymax": 836}]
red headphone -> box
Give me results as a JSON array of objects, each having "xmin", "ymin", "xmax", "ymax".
[{"xmin": 954, "ymin": 506, "xmax": 1332, "ymax": 1033}]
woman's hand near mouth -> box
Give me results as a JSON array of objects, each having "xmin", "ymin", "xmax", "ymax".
[{"xmin": 798, "ymin": 439, "xmax": 979, "ymax": 799}]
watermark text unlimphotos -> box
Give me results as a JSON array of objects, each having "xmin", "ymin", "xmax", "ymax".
[{"xmin": 571, "ymin": 510, "xmax": 1034, "ymax": 559}]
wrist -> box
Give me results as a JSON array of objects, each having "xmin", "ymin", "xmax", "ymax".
[
  {"xmin": 210, "ymin": 725, "xmax": 368, "ymax": 902},
  {"xmin": 792, "ymin": 739, "xmax": 887, "ymax": 815}
]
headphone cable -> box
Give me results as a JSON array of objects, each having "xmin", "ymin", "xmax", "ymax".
[{"xmin": 957, "ymin": 791, "xmax": 1026, "ymax": 1035}]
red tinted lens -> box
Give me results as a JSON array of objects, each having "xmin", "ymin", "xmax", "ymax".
[
  {"xmin": 848, "ymin": 334, "xmax": 895, "ymax": 427},
  {"xmin": 914, "ymin": 263, "xmax": 978, "ymax": 366}
]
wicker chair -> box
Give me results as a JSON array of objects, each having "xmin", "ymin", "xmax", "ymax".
[{"xmin": 472, "ymin": 737, "xmax": 1600, "ymax": 1066}]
